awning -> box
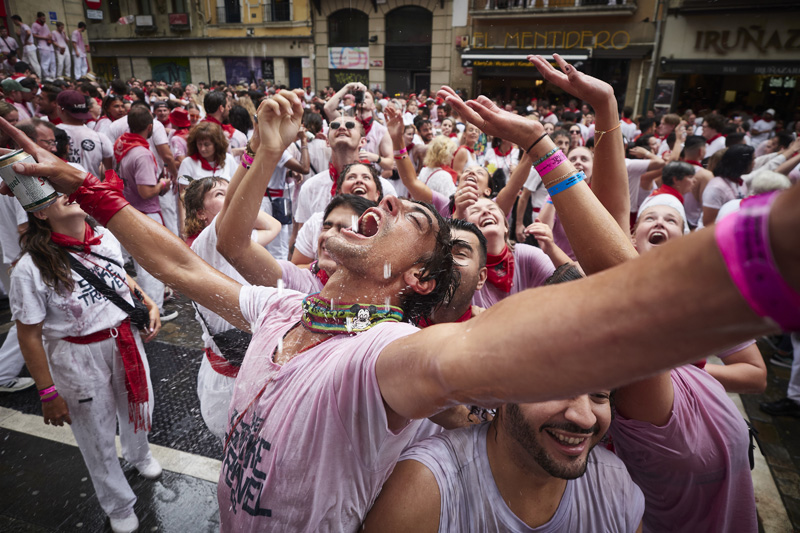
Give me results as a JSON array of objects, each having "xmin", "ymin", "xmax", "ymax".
[
  {"xmin": 461, "ymin": 49, "xmax": 590, "ymax": 68},
  {"xmin": 661, "ymin": 59, "xmax": 800, "ymax": 76}
]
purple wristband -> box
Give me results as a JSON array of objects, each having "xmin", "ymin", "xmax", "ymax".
[
  {"xmin": 715, "ymin": 190, "xmax": 800, "ymax": 331},
  {"xmin": 535, "ymin": 150, "xmax": 567, "ymax": 176},
  {"xmin": 38, "ymin": 385, "xmax": 56, "ymax": 397},
  {"xmin": 41, "ymin": 391, "xmax": 59, "ymax": 403}
]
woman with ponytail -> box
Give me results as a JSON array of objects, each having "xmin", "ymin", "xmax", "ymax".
[{"xmin": 10, "ymin": 193, "xmax": 161, "ymax": 533}]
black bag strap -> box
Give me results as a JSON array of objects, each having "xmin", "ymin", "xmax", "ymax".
[
  {"xmin": 191, "ymin": 301, "xmax": 215, "ymax": 335},
  {"xmin": 66, "ymin": 254, "xmax": 137, "ymax": 317},
  {"xmin": 295, "ymin": 141, "xmax": 317, "ymax": 176}
]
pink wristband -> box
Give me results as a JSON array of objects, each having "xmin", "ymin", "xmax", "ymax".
[
  {"xmin": 41, "ymin": 391, "xmax": 59, "ymax": 403},
  {"xmin": 39, "ymin": 385, "xmax": 56, "ymax": 397},
  {"xmin": 715, "ymin": 190, "xmax": 800, "ymax": 331},
  {"xmin": 242, "ymin": 153, "xmax": 254, "ymax": 166},
  {"xmin": 535, "ymin": 150, "xmax": 567, "ymax": 176}
]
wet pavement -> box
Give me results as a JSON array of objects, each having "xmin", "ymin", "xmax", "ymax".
[{"xmin": 0, "ymin": 293, "xmax": 799, "ymax": 531}]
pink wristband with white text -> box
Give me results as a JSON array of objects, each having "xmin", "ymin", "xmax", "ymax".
[
  {"xmin": 715, "ymin": 190, "xmax": 800, "ymax": 331},
  {"xmin": 534, "ymin": 150, "xmax": 567, "ymax": 176}
]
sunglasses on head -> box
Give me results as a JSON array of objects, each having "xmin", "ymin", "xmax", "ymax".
[{"xmin": 331, "ymin": 121, "xmax": 356, "ymax": 130}]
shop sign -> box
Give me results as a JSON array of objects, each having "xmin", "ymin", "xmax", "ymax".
[
  {"xmin": 369, "ymin": 59, "xmax": 383, "ymax": 68},
  {"xmin": 661, "ymin": 59, "xmax": 800, "ymax": 76},
  {"xmin": 329, "ymin": 47, "xmax": 369, "ymax": 70},
  {"xmin": 463, "ymin": 67, "xmax": 473, "ymax": 75},
  {"xmin": 462, "ymin": 58, "xmax": 537, "ymax": 68},
  {"xmin": 694, "ymin": 26, "xmax": 800, "ymax": 55},
  {"xmin": 86, "ymin": 9, "xmax": 103, "ymax": 20},
  {"xmin": 472, "ymin": 29, "xmax": 630, "ymax": 50}
]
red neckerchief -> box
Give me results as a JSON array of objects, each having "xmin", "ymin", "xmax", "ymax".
[
  {"xmin": 4, "ymin": 97, "xmax": 14, "ymax": 106},
  {"xmin": 485, "ymin": 245, "xmax": 515, "ymax": 293},
  {"xmin": 191, "ymin": 152, "xmax": 218, "ymax": 173},
  {"xmin": 406, "ymin": 142, "xmax": 415, "ymax": 152},
  {"xmin": 185, "ymin": 232, "xmax": 200, "ymax": 247},
  {"xmin": 417, "ymin": 306, "xmax": 473, "ymax": 328},
  {"xmin": 451, "ymin": 145, "xmax": 474, "ymax": 167},
  {"xmin": 685, "ymin": 159, "xmax": 703, "ymax": 167},
  {"xmin": 48, "ymin": 114, "xmax": 62, "ymax": 125},
  {"xmin": 621, "ymin": 117, "xmax": 633, "ymax": 124},
  {"xmin": 357, "ymin": 115, "xmax": 373, "ymax": 136},
  {"xmin": 173, "ymin": 127, "xmax": 190, "ymax": 138},
  {"xmin": 449, "ymin": 133, "xmax": 458, "ymax": 138},
  {"xmin": 440, "ymin": 165, "xmax": 459, "ymax": 185},
  {"xmin": 329, "ymin": 163, "xmax": 340, "ymax": 197},
  {"xmin": 653, "ymin": 184, "xmax": 684, "ymax": 204},
  {"xmin": 50, "ymin": 222, "xmax": 103, "ymax": 253},
  {"xmin": 310, "ymin": 261, "xmax": 329, "ymax": 286},
  {"xmin": 203, "ymin": 115, "xmax": 235, "ymax": 138},
  {"xmin": 113, "ymin": 132, "xmax": 151, "ymax": 164},
  {"xmin": 494, "ymin": 146, "xmax": 512, "ymax": 157},
  {"xmin": 707, "ymin": 133, "xmax": 724, "ymax": 144}
]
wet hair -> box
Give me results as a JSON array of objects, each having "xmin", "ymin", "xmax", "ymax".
[
  {"xmin": 661, "ymin": 161, "xmax": 695, "ymax": 187},
  {"xmin": 204, "ymin": 91, "xmax": 227, "ymax": 115},
  {"xmin": 400, "ymin": 200, "xmax": 457, "ymax": 324},
  {"xmin": 323, "ymin": 194, "xmax": 377, "ymax": 221},
  {"xmin": 448, "ymin": 218, "xmax": 487, "ymax": 268},
  {"xmin": 183, "ymin": 176, "xmax": 227, "ymax": 237},
  {"xmin": 186, "ymin": 121, "xmax": 228, "ymax": 168},
  {"xmin": 228, "ymin": 105, "xmax": 252, "ymax": 135},
  {"xmin": 714, "ymin": 144, "xmax": 754, "ymax": 183},
  {"xmin": 336, "ymin": 162, "xmax": 383, "ymax": 200}
]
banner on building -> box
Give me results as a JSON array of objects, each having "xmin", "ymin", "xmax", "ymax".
[{"xmin": 328, "ymin": 47, "xmax": 368, "ymax": 70}]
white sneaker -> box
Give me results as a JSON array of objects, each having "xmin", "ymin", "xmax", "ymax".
[
  {"xmin": 0, "ymin": 377, "xmax": 35, "ymax": 393},
  {"xmin": 110, "ymin": 512, "xmax": 139, "ymax": 533},
  {"xmin": 159, "ymin": 310, "xmax": 178, "ymax": 323},
  {"xmin": 134, "ymin": 456, "xmax": 162, "ymax": 479}
]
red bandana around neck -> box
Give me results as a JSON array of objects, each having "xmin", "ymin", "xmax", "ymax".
[
  {"xmin": 204, "ymin": 115, "xmax": 235, "ymax": 138},
  {"xmin": 653, "ymin": 183, "xmax": 684, "ymax": 204},
  {"xmin": 113, "ymin": 132, "xmax": 151, "ymax": 164},
  {"xmin": 417, "ymin": 305, "xmax": 473, "ymax": 328},
  {"xmin": 494, "ymin": 146, "xmax": 512, "ymax": 158},
  {"xmin": 50, "ymin": 222, "xmax": 103, "ymax": 253},
  {"xmin": 329, "ymin": 163, "xmax": 341, "ymax": 197},
  {"xmin": 311, "ymin": 261, "xmax": 329, "ymax": 286},
  {"xmin": 173, "ymin": 127, "xmax": 190, "ymax": 138},
  {"xmin": 684, "ymin": 159, "xmax": 703, "ymax": 167},
  {"xmin": 621, "ymin": 117, "xmax": 633, "ymax": 124},
  {"xmin": 357, "ymin": 115, "xmax": 374, "ymax": 136},
  {"xmin": 191, "ymin": 152, "xmax": 219, "ymax": 173},
  {"xmin": 707, "ymin": 133, "xmax": 724, "ymax": 144},
  {"xmin": 485, "ymin": 245, "xmax": 515, "ymax": 293}
]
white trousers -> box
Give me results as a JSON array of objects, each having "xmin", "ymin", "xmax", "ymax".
[
  {"xmin": 55, "ymin": 50, "xmax": 71, "ymax": 78},
  {"xmin": 130, "ymin": 212, "xmax": 165, "ymax": 311},
  {"xmin": 38, "ymin": 49, "xmax": 55, "ymax": 79},
  {"xmin": 44, "ymin": 333, "xmax": 154, "ymax": 518},
  {"xmin": 73, "ymin": 55, "xmax": 88, "ymax": 79},
  {"xmin": 0, "ymin": 262, "xmax": 24, "ymax": 384},
  {"xmin": 22, "ymin": 45, "xmax": 41, "ymax": 77},
  {"xmin": 260, "ymin": 197, "xmax": 291, "ymax": 261},
  {"xmin": 159, "ymin": 188, "xmax": 179, "ymax": 237}
]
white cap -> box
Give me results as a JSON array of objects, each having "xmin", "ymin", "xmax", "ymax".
[
  {"xmin": 637, "ymin": 193, "xmax": 690, "ymax": 234},
  {"xmin": 765, "ymin": 108, "xmax": 776, "ymax": 116}
]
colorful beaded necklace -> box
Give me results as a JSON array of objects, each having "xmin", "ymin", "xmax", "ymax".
[{"xmin": 301, "ymin": 293, "xmax": 404, "ymax": 334}]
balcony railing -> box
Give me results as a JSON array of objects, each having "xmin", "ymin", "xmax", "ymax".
[{"xmin": 473, "ymin": 0, "xmax": 628, "ymax": 9}]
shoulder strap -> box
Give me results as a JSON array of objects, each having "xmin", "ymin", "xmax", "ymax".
[
  {"xmin": 82, "ymin": 249, "xmax": 123, "ymax": 269},
  {"xmin": 191, "ymin": 301, "xmax": 215, "ymax": 335},
  {"xmin": 295, "ymin": 141, "xmax": 317, "ymax": 175},
  {"xmin": 66, "ymin": 254, "xmax": 135, "ymax": 315}
]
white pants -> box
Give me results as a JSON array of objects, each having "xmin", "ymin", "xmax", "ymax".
[
  {"xmin": 73, "ymin": 55, "xmax": 88, "ymax": 79},
  {"xmin": 197, "ymin": 353, "xmax": 235, "ymax": 442},
  {"xmin": 159, "ymin": 188, "xmax": 179, "ymax": 237},
  {"xmin": 787, "ymin": 333, "xmax": 800, "ymax": 404},
  {"xmin": 39, "ymin": 49, "xmax": 55, "ymax": 79},
  {"xmin": 22, "ymin": 45, "xmax": 41, "ymax": 77},
  {"xmin": 0, "ymin": 262, "xmax": 24, "ymax": 384},
  {"xmin": 260, "ymin": 197, "xmax": 291, "ymax": 261},
  {"xmin": 130, "ymin": 212, "xmax": 165, "ymax": 312},
  {"xmin": 44, "ymin": 333, "xmax": 154, "ymax": 519},
  {"xmin": 55, "ymin": 50, "xmax": 71, "ymax": 78}
]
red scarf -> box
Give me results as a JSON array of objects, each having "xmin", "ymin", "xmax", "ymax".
[
  {"xmin": 173, "ymin": 127, "xmax": 190, "ymax": 139},
  {"xmin": 485, "ymin": 245, "xmax": 515, "ymax": 293},
  {"xmin": 311, "ymin": 261, "xmax": 329, "ymax": 286},
  {"xmin": 50, "ymin": 222, "xmax": 103, "ymax": 253},
  {"xmin": 48, "ymin": 115, "xmax": 62, "ymax": 125},
  {"xmin": 406, "ymin": 142, "xmax": 415, "ymax": 153},
  {"xmin": 329, "ymin": 163, "xmax": 340, "ymax": 197},
  {"xmin": 204, "ymin": 115, "xmax": 236, "ymax": 138},
  {"xmin": 451, "ymin": 145, "xmax": 474, "ymax": 166},
  {"xmin": 685, "ymin": 159, "xmax": 703, "ymax": 167},
  {"xmin": 653, "ymin": 184, "xmax": 684, "ymax": 204},
  {"xmin": 114, "ymin": 132, "xmax": 151, "ymax": 164},
  {"xmin": 441, "ymin": 165, "xmax": 459, "ymax": 185},
  {"xmin": 621, "ymin": 117, "xmax": 633, "ymax": 124},
  {"xmin": 449, "ymin": 132, "xmax": 458, "ymax": 138},
  {"xmin": 357, "ymin": 115, "xmax": 373, "ymax": 136},
  {"xmin": 191, "ymin": 152, "xmax": 218, "ymax": 173},
  {"xmin": 707, "ymin": 133, "xmax": 724, "ymax": 144},
  {"xmin": 417, "ymin": 305, "xmax": 473, "ymax": 328},
  {"xmin": 494, "ymin": 145, "xmax": 512, "ymax": 157}
]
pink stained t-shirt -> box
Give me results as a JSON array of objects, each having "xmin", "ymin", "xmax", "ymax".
[
  {"xmin": 219, "ymin": 285, "xmax": 422, "ymax": 531},
  {"xmin": 118, "ymin": 145, "xmax": 161, "ymax": 214},
  {"xmin": 472, "ymin": 243, "xmax": 555, "ymax": 309},
  {"xmin": 278, "ymin": 260, "xmax": 324, "ymax": 295},
  {"xmin": 609, "ymin": 364, "xmax": 757, "ymax": 533}
]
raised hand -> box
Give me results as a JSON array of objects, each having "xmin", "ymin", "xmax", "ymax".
[
  {"xmin": 453, "ymin": 181, "xmax": 480, "ymax": 220},
  {"xmin": 256, "ymin": 89, "xmax": 304, "ymax": 155},
  {"xmin": 525, "ymin": 218, "xmax": 555, "ymax": 253},
  {"xmin": 437, "ymin": 86, "xmax": 542, "ymax": 149},
  {"xmin": 528, "ymin": 54, "xmax": 614, "ymax": 111},
  {"xmin": 384, "ymin": 105, "xmax": 405, "ymax": 147}
]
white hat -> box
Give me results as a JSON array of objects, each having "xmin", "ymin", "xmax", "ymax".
[
  {"xmin": 765, "ymin": 108, "xmax": 776, "ymax": 116},
  {"xmin": 637, "ymin": 193, "xmax": 690, "ymax": 234}
]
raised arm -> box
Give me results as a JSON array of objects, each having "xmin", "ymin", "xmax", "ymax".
[
  {"xmin": 495, "ymin": 151, "xmax": 532, "ymax": 216},
  {"xmin": 377, "ymin": 185, "xmax": 800, "ymax": 420},
  {"xmin": 323, "ymin": 82, "xmax": 365, "ymax": 122},
  {"xmin": 216, "ymin": 91, "xmax": 305, "ymax": 288},
  {"xmin": 0, "ymin": 117, "xmax": 248, "ymax": 332},
  {"xmin": 385, "ymin": 105, "xmax": 433, "ymax": 204}
]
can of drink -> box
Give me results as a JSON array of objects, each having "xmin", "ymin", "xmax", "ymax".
[{"xmin": 0, "ymin": 150, "xmax": 58, "ymax": 212}]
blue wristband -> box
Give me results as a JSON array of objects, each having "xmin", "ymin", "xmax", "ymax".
[{"xmin": 547, "ymin": 171, "xmax": 585, "ymax": 197}]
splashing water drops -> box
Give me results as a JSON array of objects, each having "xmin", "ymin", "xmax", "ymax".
[
  {"xmin": 351, "ymin": 215, "xmax": 359, "ymax": 233},
  {"xmin": 346, "ymin": 317, "xmax": 353, "ymax": 333},
  {"xmin": 277, "ymin": 279, "xmax": 284, "ymax": 297},
  {"xmin": 384, "ymin": 262, "xmax": 392, "ymax": 279}
]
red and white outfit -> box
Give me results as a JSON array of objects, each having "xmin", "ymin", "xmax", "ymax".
[
  {"xmin": 31, "ymin": 20, "xmax": 55, "ymax": 79},
  {"xmin": 10, "ymin": 228, "xmax": 155, "ymax": 523},
  {"xmin": 71, "ymin": 29, "xmax": 88, "ymax": 79},
  {"xmin": 176, "ymin": 152, "xmax": 237, "ymax": 185},
  {"xmin": 18, "ymin": 23, "xmax": 41, "ymax": 77},
  {"xmin": 203, "ymin": 116, "xmax": 247, "ymax": 152},
  {"xmin": 705, "ymin": 134, "xmax": 726, "ymax": 159},
  {"xmin": 472, "ymin": 244, "xmax": 555, "ymax": 309},
  {"xmin": 51, "ymin": 29, "xmax": 71, "ymax": 78}
]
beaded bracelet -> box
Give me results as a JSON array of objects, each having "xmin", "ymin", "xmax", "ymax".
[
  {"xmin": 715, "ymin": 190, "xmax": 800, "ymax": 331},
  {"xmin": 532, "ymin": 147, "xmax": 558, "ymax": 168},
  {"xmin": 535, "ymin": 150, "xmax": 567, "ymax": 176},
  {"xmin": 38, "ymin": 385, "xmax": 56, "ymax": 397},
  {"xmin": 547, "ymin": 171, "xmax": 585, "ymax": 197},
  {"xmin": 41, "ymin": 391, "xmax": 59, "ymax": 403}
]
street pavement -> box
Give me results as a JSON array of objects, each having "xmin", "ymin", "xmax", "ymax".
[{"xmin": 1, "ymin": 294, "xmax": 799, "ymax": 531}]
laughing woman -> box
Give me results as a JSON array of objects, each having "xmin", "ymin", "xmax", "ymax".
[{"xmin": 10, "ymin": 193, "xmax": 161, "ymax": 533}]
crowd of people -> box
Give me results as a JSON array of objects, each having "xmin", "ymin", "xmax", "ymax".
[{"xmin": 0, "ymin": 43, "xmax": 798, "ymax": 533}]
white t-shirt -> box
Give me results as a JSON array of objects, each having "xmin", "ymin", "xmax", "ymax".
[
  {"xmin": 93, "ymin": 116, "xmax": 113, "ymax": 141},
  {"xmin": 522, "ymin": 167, "xmax": 548, "ymax": 213},
  {"xmin": 177, "ymin": 153, "xmax": 237, "ymax": 186},
  {"xmin": 705, "ymin": 135, "xmax": 726, "ymax": 159},
  {"xmin": 294, "ymin": 169, "xmax": 397, "ymax": 224},
  {"xmin": 702, "ymin": 176, "xmax": 746, "ymax": 210},
  {"xmin": 419, "ymin": 167, "xmax": 456, "ymax": 198},
  {"xmin": 56, "ymin": 123, "xmax": 113, "ymax": 179},
  {"xmin": 625, "ymin": 158, "xmax": 655, "ymax": 214},
  {"xmin": 278, "ymin": 260, "xmax": 323, "ymax": 294},
  {"xmin": 0, "ymin": 193, "xmax": 28, "ymax": 264},
  {"xmin": 10, "ymin": 229, "xmax": 131, "ymax": 339},
  {"xmin": 483, "ymin": 147, "xmax": 520, "ymax": 182},
  {"xmin": 751, "ymin": 119, "xmax": 776, "ymax": 146},
  {"xmin": 402, "ymin": 423, "xmax": 645, "ymax": 533},
  {"xmin": 294, "ymin": 210, "xmax": 323, "ymax": 259}
]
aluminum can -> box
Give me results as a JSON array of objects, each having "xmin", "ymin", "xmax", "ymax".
[{"xmin": 0, "ymin": 150, "xmax": 58, "ymax": 212}]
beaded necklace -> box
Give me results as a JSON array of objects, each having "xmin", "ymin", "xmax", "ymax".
[{"xmin": 301, "ymin": 293, "xmax": 404, "ymax": 334}]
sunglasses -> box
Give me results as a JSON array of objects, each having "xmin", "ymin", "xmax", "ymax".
[
  {"xmin": 570, "ymin": 130, "xmax": 581, "ymax": 134},
  {"xmin": 331, "ymin": 121, "xmax": 356, "ymax": 130}
]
